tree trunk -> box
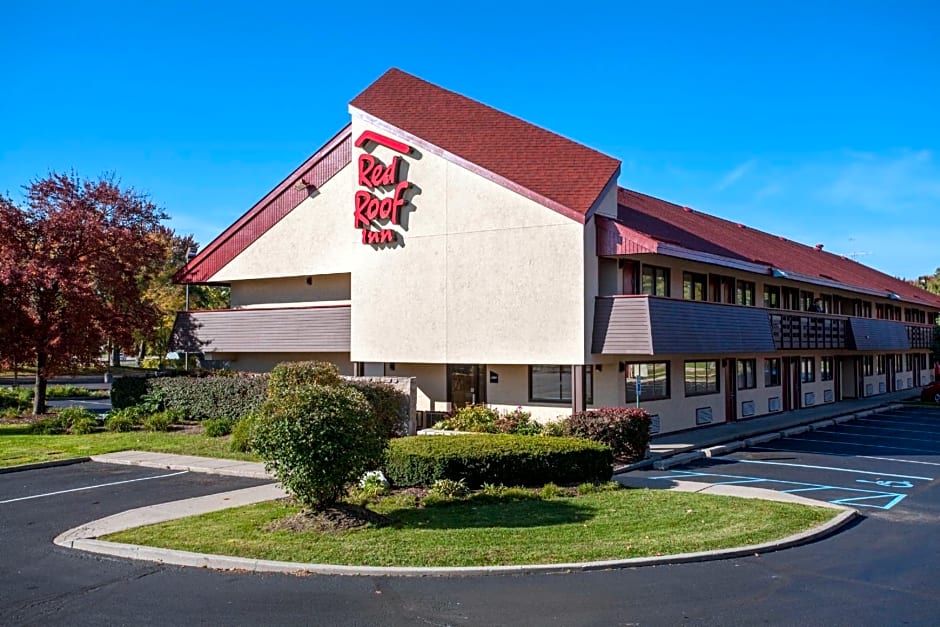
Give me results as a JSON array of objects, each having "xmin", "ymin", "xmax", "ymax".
[
  {"xmin": 33, "ymin": 352, "xmax": 48, "ymax": 415},
  {"xmin": 111, "ymin": 344, "xmax": 121, "ymax": 367}
]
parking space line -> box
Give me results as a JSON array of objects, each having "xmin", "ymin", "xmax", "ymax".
[
  {"xmin": 714, "ymin": 458, "xmax": 932, "ymax": 481},
  {"xmin": 649, "ymin": 469, "xmax": 908, "ymax": 510},
  {"xmin": 774, "ymin": 437, "xmax": 940, "ymax": 455},
  {"xmin": 858, "ymin": 456, "xmax": 940, "ymax": 467},
  {"xmin": 814, "ymin": 430, "xmax": 939, "ymax": 444},
  {"xmin": 838, "ymin": 423, "xmax": 940, "ymax": 436},
  {"xmin": 0, "ymin": 471, "xmax": 189, "ymax": 504},
  {"xmin": 853, "ymin": 417, "xmax": 940, "ymax": 430}
]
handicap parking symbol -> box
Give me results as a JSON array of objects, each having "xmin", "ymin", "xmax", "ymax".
[{"xmin": 856, "ymin": 479, "xmax": 914, "ymax": 489}]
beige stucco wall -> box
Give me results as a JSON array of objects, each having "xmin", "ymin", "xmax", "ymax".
[
  {"xmin": 348, "ymin": 117, "xmax": 587, "ymax": 365},
  {"xmin": 210, "ymin": 163, "xmax": 357, "ymax": 281},
  {"xmin": 385, "ymin": 363, "xmax": 447, "ymax": 412},
  {"xmin": 229, "ymin": 273, "xmax": 350, "ymax": 308}
]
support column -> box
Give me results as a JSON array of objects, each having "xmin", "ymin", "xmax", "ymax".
[{"xmin": 571, "ymin": 365, "xmax": 585, "ymax": 414}]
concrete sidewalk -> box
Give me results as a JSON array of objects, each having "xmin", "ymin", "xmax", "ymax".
[
  {"xmin": 91, "ymin": 451, "xmax": 270, "ymax": 480},
  {"xmin": 627, "ymin": 390, "xmax": 916, "ymax": 471}
]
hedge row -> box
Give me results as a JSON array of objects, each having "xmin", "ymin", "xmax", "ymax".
[
  {"xmin": 149, "ymin": 374, "xmax": 269, "ymax": 421},
  {"xmin": 383, "ymin": 434, "xmax": 613, "ymax": 488}
]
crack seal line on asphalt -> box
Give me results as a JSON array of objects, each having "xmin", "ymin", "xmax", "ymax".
[{"xmin": 0, "ymin": 471, "xmax": 190, "ymax": 504}]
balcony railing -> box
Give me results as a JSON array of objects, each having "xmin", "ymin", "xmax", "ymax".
[{"xmin": 769, "ymin": 313, "xmax": 848, "ymax": 350}]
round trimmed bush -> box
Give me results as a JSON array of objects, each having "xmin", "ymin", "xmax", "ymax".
[
  {"xmin": 252, "ymin": 383, "xmax": 388, "ymax": 509},
  {"xmin": 564, "ymin": 407, "xmax": 652, "ymax": 462},
  {"xmin": 267, "ymin": 361, "xmax": 342, "ymax": 401},
  {"xmin": 230, "ymin": 413, "xmax": 259, "ymax": 452},
  {"xmin": 203, "ymin": 417, "xmax": 233, "ymax": 437},
  {"xmin": 383, "ymin": 434, "xmax": 613, "ymax": 488}
]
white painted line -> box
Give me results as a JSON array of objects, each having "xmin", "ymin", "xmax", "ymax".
[
  {"xmin": 777, "ymin": 436, "xmax": 940, "ymax": 455},
  {"xmin": 0, "ymin": 471, "xmax": 189, "ymax": 504},
  {"xmin": 715, "ymin": 458, "xmax": 932, "ymax": 481},
  {"xmin": 858, "ymin": 456, "xmax": 940, "ymax": 467},
  {"xmin": 837, "ymin": 423, "xmax": 940, "ymax": 436},
  {"xmin": 801, "ymin": 430, "xmax": 934, "ymax": 444},
  {"xmin": 853, "ymin": 417, "xmax": 940, "ymax": 430}
]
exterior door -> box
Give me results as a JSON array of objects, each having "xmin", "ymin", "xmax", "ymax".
[
  {"xmin": 447, "ymin": 364, "xmax": 486, "ymax": 408},
  {"xmin": 724, "ymin": 358, "xmax": 737, "ymax": 421},
  {"xmin": 782, "ymin": 357, "xmax": 801, "ymax": 411}
]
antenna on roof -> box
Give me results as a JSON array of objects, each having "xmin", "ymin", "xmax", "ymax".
[{"xmin": 837, "ymin": 238, "xmax": 872, "ymax": 261}]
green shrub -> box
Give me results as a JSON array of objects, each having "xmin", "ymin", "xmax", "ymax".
[
  {"xmin": 46, "ymin": 385, "xmax": 107, "ymax": 398},
  {"xmin": 252, "ymin": 383, "xmax": 388, "ymax": 509},
  {"xmin": 434, "ymin": 404, "xmax": 499, "ymax": 433},
  {"xmin": 143, "ymin": 410, "xmax": 179, "ymax": 432},
  {"xmin": 69, "ymin": 416, "xmax": 99, "ymax": 434},
  {"xmin": 564, "ymin": 407, "xmax": 652, "ymax": 462},
  {"xmin": 105, "ymin": 413, "xmax": 137, "ymax": 432},
  {"xmin": 267, "ymin": 361, "xmax": 342, "ymax": 401},
  {"xmin": 429, "ymin": 478, "xmax": 469, "ymax": 500},
  {"xmin": 347, "ymin": 380, "xmax": 409, "ymax": 438},
  {"xmin": 148, "ymin": 374, "xmax": 267, "ymax": 421},
  {"xmin": 541, "ymin": 420, "xmax": 567, "ymax": 437},
  {"xmin": 56, "ymin": 407, "xmax": 98, "ymax": 425},
  {"xmin": 0, "ymin": 387, "xmax": 32, "ymax": 410},
  {"xmin": 577, "ymin": 481, "xmax": 623, "ymax": 495},
  {"xmin": 107, "ymin": 406, "xmax": 148, "ymax": 424},
  {"xmin": 203, "ymin": 417, "xmax": 233, "ymax": 437},
  {"xmin": 0, "ymin": 407, "xmax": 22, "ymax": 419},
  {"xmin": 230, "ymin": 413, "xmax": 260, "ymax": 453},
  {"xmin": 358, "ymin": 472, "xmax": 390, "ymax": 498},
  {"xmin": 110, "ymin": 376, "xmax": 150, "ymax": 409},
  {"xmin": 493, "ymin": 408, "xmax": 542, "ymax": 435},
  {"xmin": 539, "ymin": 482, "xmax": 564, "ymax": 499},
  {"xmin": 384, "ymin": 434, "xmax": 613, "ymax": 488},
  {"xmin": 29, "ymin": 415, "xmax": 69, "ymax": 434}
]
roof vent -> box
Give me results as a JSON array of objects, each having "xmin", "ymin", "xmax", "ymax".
[
  {"xmin": 683, "ymin": 206, "xmax": 693, "ymax": 213},
  {"xmin": 815, "ymin": 243, "xmax": 824, "ymax": 251},
  {"xmin": 887, "ymin": 292, "xmax": 901, "ymax": 301},
  {"xmin": 777, "ymin": 235, "xmax": 786, "ymax": 241},
  {"xmin": 737, "ymin": 223, "xmax": 745, "ymax": 229},
  {"xmin": 770, "ymin": 268, "xmax": 789, "ymax": 278}
]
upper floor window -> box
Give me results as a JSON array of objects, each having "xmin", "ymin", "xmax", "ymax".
[
  {"xmin": 736, "ymin": 280, "xmax": 756, "ymax": 306},
  {"xmin": 800, "ymin": 291, "xmax": 815, "ymax": 312},
  {"xmin": 764, "ymin": 285, "xmax": 781, "ymax": 308},
  {"xmin": 709, "ymin": 274, "xmax": 734, "ymax": 303},
  {"xmin": 683, "ymin": 272, "xmax": 707, "ymax": 301},
  {"xmin": 641, "ymin": 265, "xmax": 670, "ymax": 297},
  {"xmin": 684, "ymin": 360, "xmax": 719, "ymax": 396},
  {"xmin": 625, "ymin": 361, "xmax": 670, "ymax": 403}
]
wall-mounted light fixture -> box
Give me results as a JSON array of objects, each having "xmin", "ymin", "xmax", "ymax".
[
  {"xmin": 595, "ymin": 364, "xmax": 602, "ymax": 372},
  {"xmin": 770, "ymin": 268, "xmax": 788, "ymax": 278}
]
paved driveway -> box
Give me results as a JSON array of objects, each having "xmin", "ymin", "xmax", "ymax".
[
  {"xmin": 4, "ymin": 410, "xmax": 940, "ymax": 626},
  {"xmin": 633, "ymin": 406, "xmax": 940, "ymax": 517}
]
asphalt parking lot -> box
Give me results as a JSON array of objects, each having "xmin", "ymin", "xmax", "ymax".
[{"xmin": 631, "ymin": 406, "xmax": 940, "ymax": 518}]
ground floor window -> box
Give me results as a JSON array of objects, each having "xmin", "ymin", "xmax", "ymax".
[
  {"xmin": 684, "ymin": 360, "xmax": 719, "ymax": 396},
  {"xmin": 737, "ymin": 359, "xmax": 757, "ymax": 390},
  {"xmin": 764, "ymin": 358, "xmax": 781, "ymax": 387},
  {"xmin": 529, "ymin": 365, "xmax": 593, "ymax": 404},
  {"xmin": 877, "ymin": 355, "xmax": 886, "ymax": 374},
  {"xmin": 863, "ymin": 356, "xmax": 874, "ymax": 376},
  {"xmin": 820, "ymin": 357, "xmax": 833, "ymax": 381},
  {"xmin": 801, "ymin": 357, "xmax": 815, "ymax": 383},
  {"xmin": 625, "ymin": 361, "xmax": 670, "ymax": 402}
]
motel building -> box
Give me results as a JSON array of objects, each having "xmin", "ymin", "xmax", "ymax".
[{"xmin": 172, "ymin": 68, "xmax": 940, "ymax": 435}]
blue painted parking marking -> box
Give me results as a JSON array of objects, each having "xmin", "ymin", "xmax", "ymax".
[
  {"xmin": 714, "ymin": 458, "xmax": 932, "ymax": 481},
  {"xmin": 649, "ymin": 469, "xmax": 910, "ymax": 510}
]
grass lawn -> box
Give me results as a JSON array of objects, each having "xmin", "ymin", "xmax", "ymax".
[
  {"xmin": 103, "ymin": 488, "xmax": 835, "ymax": 567},
  {"xmin": 0, "ymin": 424, "xmax": 256, "ymax": 467}
]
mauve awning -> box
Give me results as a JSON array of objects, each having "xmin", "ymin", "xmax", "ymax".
[{"xmin": 170, "ymin": 305, "xmax": 350, "ymax": 353}]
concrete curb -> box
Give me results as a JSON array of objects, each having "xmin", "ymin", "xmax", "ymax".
[
  {"xmin": 0, "ymin": 457, "xmax": 91, "ymax": 474},
  {"xmin": 54, "ymin": 479, "xmax": 857, "ymax": 577}
]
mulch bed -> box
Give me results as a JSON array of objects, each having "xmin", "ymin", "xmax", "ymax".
[{"xmin": 265, "ymin": 504, "xmax": 391, "ymax": 534}]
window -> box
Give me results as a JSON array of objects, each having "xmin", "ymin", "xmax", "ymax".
[
  {"xmin": 876, "ymin": 355, "xmax": 886, "ymax": 375},
  {"xmin": 683, "ymin": 272, "xmax": 707, "ymax": 301},
  {"xmin": 895, "ymin": 354, "xmax": 904, "ymax": 372},
  {"xmin": 764, "ymin": 358, "xmax": 781, "ymax": 387},
  {"xmin": 736, "ymin": 280, "xmax": 756, "ymax": 306},
  {"xmin": 625, "ymin": 362, "xmax": 670, "ymax": 402},
  {"xmin": 863, "ymin": 356, "xmax": 874, "ymax": 376},
  {"xmin": 640, "ymin": 265, "xmax": 670, "ymax": 297},
  {"xmin": 820, "ymin": 357, "xmax": 833, "ymax": 381},
  {"xmin": 800, "ymin": 357, "xmax": 815, "ymax": 383},
  {"xmin": 684, "ymin": 360, "xmax": 719, "ymax": 396},
  {"xmin": 709, "ymin": 274, "xmax": 734, "ymax": 303},
  {"xmin": 764, "ymin": 284, "xmax": 781, "ymax": 308},
  {"xmin": 529, "ymin": 365, "xmax": 593, "ymax": 404},
  {"xmin": 737, "ymin": 359, "xmax": 757, "ymax": 390},
  {"xmin": 783, "ymin": 287, "xmax": 801, "ymax": 311},
  {"xmin": 876, "ymin": 304, "xmax": 885, "ymax": 319},
  {"xmin": 800, "ymin": 291, "xmax": 814, "ymax": 312}
]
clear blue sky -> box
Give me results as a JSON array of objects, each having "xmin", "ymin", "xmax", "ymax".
[{"xmin": 2, "ymin": 1, "xmax": 938, "ymax": 279}]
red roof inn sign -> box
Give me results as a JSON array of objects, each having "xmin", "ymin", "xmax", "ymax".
[{"xmin": 353, "ymin": 131, "xmax": 413, "ymax": 245}]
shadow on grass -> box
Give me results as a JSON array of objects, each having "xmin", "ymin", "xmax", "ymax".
[
  {"xmin": 382, "ymin": 498, "xmax": 596, "ymax": 530},
  {"xmin": 0, "ymin": 425, "xmax": 33, "ymax": 436}
]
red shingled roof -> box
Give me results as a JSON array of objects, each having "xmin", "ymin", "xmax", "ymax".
[
  {"xmin": 349, "ymin": 68, "xmax": 620, "ymax": 220},
  {"xmin": 611, "ymin": 187, "xmax": 940, "ymax": 307}
]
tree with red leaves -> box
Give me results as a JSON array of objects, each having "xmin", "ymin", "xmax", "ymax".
[{"xmin": 0, "ymin": 172, "xmax": 168, "ymax": 414}]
